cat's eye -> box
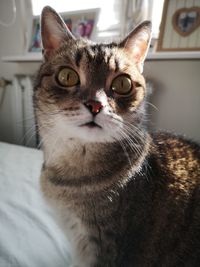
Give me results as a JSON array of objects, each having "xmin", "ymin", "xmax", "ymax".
[
  {"xmin": 111, "ymin": 75, "xmax": 132, "ymax": 95},
  {"xmin": 57, "ymin": 68, "xmax": 79, "ymax": 87}
]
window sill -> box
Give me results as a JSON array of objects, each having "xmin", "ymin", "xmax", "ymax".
[
  {"xmin": 2, "ymin": 51, "xmax": 200, "ymax": 63},
  {"xmin": 146, "ymin": 51, "xmax": 200, "ymax": 60}
]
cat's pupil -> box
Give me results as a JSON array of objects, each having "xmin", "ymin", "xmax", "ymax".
[
  {"xmin": 57, "ymin": 68, "xmax": 79, "ymax": 87},
  {"xmin": 111, "ymin": 75, "xmax": 132, "ymax": 95}
]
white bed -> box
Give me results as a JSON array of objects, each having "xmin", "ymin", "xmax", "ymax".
[{"xmin": 0, "ymin": 142, "xmax": 72, "ymax": 267}]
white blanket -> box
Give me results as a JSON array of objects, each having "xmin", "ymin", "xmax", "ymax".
[{"xmin": 0, "ymin": 142, "xmax": 71, "ymax": 267}]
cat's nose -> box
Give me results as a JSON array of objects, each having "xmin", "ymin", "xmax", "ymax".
[{"xmin": 84, "ymin": 100, "xmax": 103, "ymax": 116}]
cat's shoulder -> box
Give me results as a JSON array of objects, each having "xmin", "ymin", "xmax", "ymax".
[
  {"xmin": 149, "ymin": 131, "xmax": 200, "ymax": 179},
  {"xmin": 152, "ymin": 131, "xmax": 200, "ymax": 152}
]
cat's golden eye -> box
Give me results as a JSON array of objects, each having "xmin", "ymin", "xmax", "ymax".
[
  {"xmin": 111, "ymin": 75, "xmax": 132, "ymax": 95},
  {"xmin": 57, "ymin": 68, "xmax": 79, "ymax": 87}
]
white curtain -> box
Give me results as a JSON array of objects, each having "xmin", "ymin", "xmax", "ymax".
[
  {"xmin": 97, "ymin": 0, "xmax": 153, "ymax": 41},
  {"xmin": 30, "ymin": 0, "xmax": 155, "ymax": 41},
  {"xmin": 120, "ymin": 0, "xmax": 153, "ymax": 37}
]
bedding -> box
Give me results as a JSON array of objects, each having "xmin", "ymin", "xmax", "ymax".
[{"xmin": 0, "ymin": 142, "xmax": 71, "ymax": 267}]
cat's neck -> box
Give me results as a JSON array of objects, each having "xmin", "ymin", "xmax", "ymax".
[{"xmin": 41, "ymin": 133, "xmax": 151, "ymax": 196}]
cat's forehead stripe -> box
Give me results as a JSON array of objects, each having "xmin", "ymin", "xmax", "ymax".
[
  {"xmin": 75, "ymin": 43, "xmax": 121, "ymax": 72},
  {"xmin": 114, "ymin": 58, "xmax": 120, "ymax": 72},
  {"xmin": 74, "ymin": 49, "xmax": 82, "ymax": 67}
]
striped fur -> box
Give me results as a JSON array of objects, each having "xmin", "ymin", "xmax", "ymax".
[{"xmin": 33, "ymin": 6, "xmax": 200, "ymax": 267}]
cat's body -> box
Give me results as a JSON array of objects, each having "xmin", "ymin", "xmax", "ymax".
[
  {"xmin": 34, "ymin": 7, "xmax": 200, "ymax": 267},
  {"xmin": 40, "ymin": 132, "xmax": 200, "ymax": 267}
]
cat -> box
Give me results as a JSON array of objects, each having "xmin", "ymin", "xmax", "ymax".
[{"xmin": 33, "ymin": 6, "xmax": 200, "ymax": 267}]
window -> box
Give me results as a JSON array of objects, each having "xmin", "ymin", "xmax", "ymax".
[
  {"xmin": 151, "ymin": 0, "xmax": 165, "ymax": 38},
  {"xmin": 31, "ymin": 0, "xmax": 164, "ymax": 40}
]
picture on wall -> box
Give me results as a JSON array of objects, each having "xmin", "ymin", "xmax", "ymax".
[
  {"xmin": 157, "ymin": 0, "xmax": 200, "ymax": 51},
  {"xmin": 29, "ymin": 8, "xmax": 99, "ymax": 52}
]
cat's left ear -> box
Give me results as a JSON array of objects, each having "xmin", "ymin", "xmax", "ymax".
[
  {"xmin": 119, "ymin": 21, "xmax": 152, "ymax": 73},
  {"xmin": 41, "ymin": 6, "xmax": 75, "ymax": 59}
]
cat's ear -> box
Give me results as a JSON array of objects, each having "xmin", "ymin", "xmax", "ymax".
[
  {"xmin": 41, "ymin": 6, "xmax": 75, "ymax": 58},
  {"xmin": 119, "ymin": 21, "xmax": 152, "ymax": 73}
]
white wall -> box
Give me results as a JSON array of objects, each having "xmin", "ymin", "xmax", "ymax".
[
  {"xmin": 0, "ymin": 0, "xmax": 37, "ymax": 144},
  {"xmin": 0, "ymin": 1, "xmax": 199, "ymax": 145},
  {"xmin": 144, "ymin": 60, "xmax": 200, "ymax": 143},
  {"xmin": 0, "ymin": 0, "xmax": 23, "ymax": 143}
]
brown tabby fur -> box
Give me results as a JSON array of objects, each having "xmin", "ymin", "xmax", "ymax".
[{"xmin": 34, "ymin": 6, "xmax": 200, "ymax": 267}]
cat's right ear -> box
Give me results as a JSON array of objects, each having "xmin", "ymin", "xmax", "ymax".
[
  {"xmin": 41, "ymin": 6, "xmax": 75, "ymax": 59},
  {"xmin": 119, "ymin": 21, "xmax": 152, "ymax": 73}
]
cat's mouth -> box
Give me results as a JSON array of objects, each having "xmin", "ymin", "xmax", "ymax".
[{"xmin": 80, "ymin": 121, "xmax": 102, "ymax": 129}]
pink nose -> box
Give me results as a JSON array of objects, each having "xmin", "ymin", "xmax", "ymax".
[{"xmin": 84, "ymin": 100, "xmax": 103, "ymax": 116}]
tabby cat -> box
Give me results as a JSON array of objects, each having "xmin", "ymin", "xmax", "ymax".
[{"xmin": 34, "ymin": 6, "xmax": 200, "ymax": 267}]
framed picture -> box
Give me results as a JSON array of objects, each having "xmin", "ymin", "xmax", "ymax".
[
  {"xmin": 29, "ymin": 8, "xmax": 99, "ymax": 52},
  {"xmin": 157, "ymin": 0, "xmax": 200, "ymax": 51},
  {"xmin": 29, "ymin": 18, "xmax": 41, "ymax": 52}
]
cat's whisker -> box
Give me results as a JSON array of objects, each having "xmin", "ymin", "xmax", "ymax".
[
  {"xmin": 121, "ymin": 125, "xmax": 145, "ymax": 155},
  {"xmin": 37, "ymin": 139, "xmax": 43, "ymax": 149},
  {"xmin": 122, "ymin": 133, "xmax": 143, "ymax": 159},
  {"xmin": 25, "ymin": 129, "xmax": 38, "ymax": 146},
  {"xmin": 115, "ymin": 124, "xmax": 143, "ymax": 159},
  {"xmin": 123, "ymin": 127, "xmax": 145, "ymax": 149},
  {"xmin": 114, "ymin": 134, "xmax": 132, "ymax": 168},
  {"xmin": 19, "ymin": 124, "xmax": 37, "ymax": 145},
  {"xmin": 145, "ymin": 101, "xmax": 159, "ymax": 112},
  {"xmin": 16, "ymin": 116, "xmax": 36, "ymax": 124},
  {"xmin": 111, "ymin": 115, "xmax": 145, "ymax": 148},
  {"xmin": 20, "ymin": 121, "xmax": 49, "ymax": 147},
  {"xmin": 121, "ymin": 120, "xmax": 146, "ymax": 141}
]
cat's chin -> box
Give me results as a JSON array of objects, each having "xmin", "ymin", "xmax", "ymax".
[
  {"xmin": 79, "ymin": 121, "xmax": 102, "ymax": 129},
  {"xmin": 44, "ymin": 113, "xmax": 123, "ymax": 143},
  {"xmin": 76, "ymin": 118, "xmax": 124, "ymax": 143},
  {"xmin": 75, "ymin": 125, "xmax": 116, "ymax": 143}
]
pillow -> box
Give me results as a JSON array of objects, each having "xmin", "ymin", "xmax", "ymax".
[{"xmin": 0, "ymin": 142, "xmax": 72, "ymax": 267}]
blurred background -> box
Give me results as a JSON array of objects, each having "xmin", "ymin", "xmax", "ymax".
[{"xmin": 0, "ymin": 0, "xmax": 199, "ymax": 147}]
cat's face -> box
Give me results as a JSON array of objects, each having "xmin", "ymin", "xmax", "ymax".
[{"xmin": 34, "ymin": 6, "xmax": 151, "ymax": 145}]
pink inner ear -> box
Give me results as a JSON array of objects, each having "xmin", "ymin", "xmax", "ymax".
[
  {"xmin": 48, "ymin": 35, "xmax": 61, "ymax": 49},
  {"xmin": 133, "ymin": 46, "xmax": 142, "ymax": 63},
  {"xmin": 41, "ymin": 12, "xmax": 64, "ymax": 51},
  {"xmin": 133, "ymin": 39, "xmax": 148, "ymax": 63},
  {"xmin": 42, "ymin": 32, "xmax": 62, "ymax": 51},
  {"xmin": 123, "ymin": 28, "xmax": 150, "ymax": 65},
  {"xmin": 41, "ymin": 7, "xmax": 76, "ymax": 57},
  {"xmin": 42, "ymin": 35, "xmax": 60, "ymax": 59}
]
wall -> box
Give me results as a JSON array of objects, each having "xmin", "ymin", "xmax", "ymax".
[
  {"xmin": 0, "ymin": 1, "xmax": 199, "ymax": 145},
  {"xmin": 0, "ymin": 0, "xmax": 36, "ymax": 144},
  {"xmin": 144, "ymin": 60, "xmax": 200, "ymax": 143},
  {"xmin": 0, "ymin": 0, "xmax": 22, "ymax": 143}
]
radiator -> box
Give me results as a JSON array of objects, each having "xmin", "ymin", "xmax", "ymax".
[{"xmin": 12, "ymin": 75, "xmax": 37, "ymax": 148}]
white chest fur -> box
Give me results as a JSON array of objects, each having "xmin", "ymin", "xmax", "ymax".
[
  {"xmin": 50, "ymin": 201, "xmax": 97, "ymax": 267},
  {"xmin": 41, "ymin": 170, "xmax": 98, "ymax": 267}
]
